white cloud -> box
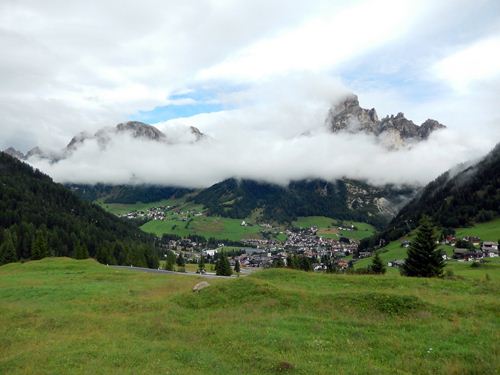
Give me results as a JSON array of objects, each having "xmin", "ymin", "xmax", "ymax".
[
  {"xmin": 433, "ymin": 36, "xmax": 500, "ymax": 92},
  {"xmin": 29, "ymin": 78, "xmax": 496, "ymax": 188},
  {"xmin": 198, "ymin": 0, "xmax": 424, "ymax": 82}
]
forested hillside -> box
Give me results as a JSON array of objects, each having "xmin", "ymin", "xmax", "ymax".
[
  {"xmin": 192, "ymin": 178, "xmax": 414, "ymax": 228},
  {"xmin": 66, "ymin": 183, "xmax": 192, "ymax": 203},
  {"xmin": 0, "ymin": 153, "xmax": 159, "ymax": 267},
  {"xmin": 360, "ymin": 142, "xmax": 500, "ymax": 250}
]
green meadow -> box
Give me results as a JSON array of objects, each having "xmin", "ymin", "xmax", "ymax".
[
  {"xmin": 293, "ymin": 216, "xmax": 376, "ymax": 240},
  {"xmin": 141, "ymin": 216, "xmax": 264, "ymax": 241},
  {"xmin": 1, "ymin": 257, "xmax": 499, "ymax": 374}
]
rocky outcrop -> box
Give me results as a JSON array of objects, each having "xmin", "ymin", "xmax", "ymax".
[
  {"xmin": 11, "ymin": 121, "xmax": 206, "ymax": 164},
  {"xmin": 3, "ymin": 147, "xmax": 25, "ymax": 160},
  {"xmin": 326, "ymin": 95, "xmax": 446, "ymax": 148}
]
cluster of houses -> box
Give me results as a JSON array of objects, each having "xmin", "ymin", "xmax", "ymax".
[
  {"xmin": 386, "ymin": 235, "xmax": 499, "ymax": 268},
  {"xmin": 121, "ymin": 206, "xmax": 169, "ymax": 220},
  {"xmin": 453, "ymin": 241, "xmax": 499, "ymax": 260},
  {"xmin": 121, "ymin": 205, "xmax": 204, "ymax": 222}
]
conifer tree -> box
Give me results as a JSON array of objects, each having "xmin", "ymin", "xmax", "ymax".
[
  {"xmin": 401, "ymin": 216, "xmax": 444, "ymax": 277},
  {"xmin": 198, "ymin": 255, "xmax": 205, "ymax": 272},
  {"xmin": 215, "ymin": 252, "xmax": 232, "ymax": 276},
  {"xmin": 176, "ymin": 253, "xmax": 186, "ymax": 267},
  {"xmin": 0, "ymin": 230, "xmax": 18, "ymax": 265},
  {"xmin": 370, "ymin": 252, "xmax": 386, "ymax": 274},
  {"xmin": 32, "ymin": 228, "xmax": 49, "ymax": 260},
  {"xmin": 75, "ymin": 242, "xmax": 89, "ymax": 259},
  {"xmin": 164, "ymin": 250, "xmax": 176, "ymax": 271},
  {"xmin": 234, "ymin": 259, "xmax": 241, "ymax": 276}
]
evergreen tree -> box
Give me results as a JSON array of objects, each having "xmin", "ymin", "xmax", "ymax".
[
  {"xmin": 299, "ymin": 256, "xmax": 312, "ymax": 271},
  {"xmin": 370, "ymin": 252, "xmax": 386, "ymax": 274},
  {"xmin": 234, "ymin": 259, "xmax": 241, "ymax": 276},
  {"xmin": 401, "ymin": 216, "xmax": 444, "ymax": 277},
  {"xmin": 164, "ymin": 250, "xmax": 176, "ymax": 271},
  {"xmin": 32, "ymin": 228, "xmax": 49, "ymax": 260},
  {"xmin": 0, "ymin": 230, "xmax": 18, "ymax": 265},
  {"xmin": 215, "ymin": 252, "xmax": 232, "ymax": 276},
  {"xmin": 176, "ymin": 253, "xmax": 186, "ymax": 267},
  {"xmin": 75, "ymin": 242, "xmax": 89, "ymax": 259},
  {"xmin": 198, "ymin": 255, "xmax": 205, "ymax": 272}
]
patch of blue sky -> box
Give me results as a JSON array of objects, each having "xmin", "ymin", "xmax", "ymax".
[
  {"xmin": 130, "ymin": 102, "xmax": 225, "ymax": 124},
  {"xmin": 130, "ymin": 84, "xmax": 246, "ymax": 123}
]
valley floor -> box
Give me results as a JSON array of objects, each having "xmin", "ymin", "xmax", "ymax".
[{"xmin": 1, "ymin": 258, "xmax": 499, "ymax": 374}]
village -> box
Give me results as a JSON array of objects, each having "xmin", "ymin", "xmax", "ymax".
[{"xmin": 158, "ymin": 225, "xmax": 360, "ymax": 272}]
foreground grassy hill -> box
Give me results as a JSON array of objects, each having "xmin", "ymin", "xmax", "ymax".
[{"xmin": 1, "ymin": 258, "xmax": 498, "ymax": 374}]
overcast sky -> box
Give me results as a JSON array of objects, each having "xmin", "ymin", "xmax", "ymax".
[{"xmin": 1, "ymin": 0, "xmax": 500, "ymax": 186}]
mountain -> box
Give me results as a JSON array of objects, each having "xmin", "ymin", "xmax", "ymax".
[
  {"xmin": 326, "ymin": 95, "xmax": 446, "ymax": 148},
  {"xmin": 3, "ymin": 121, "xmax": 205, "ymax": 163},
  {"xmin": 4, "ymin": 147, "xmax": 25, "ymax": 160},
  {"xmin": 191, "ymin": 178, "xmax": 416, "ymax": 228},
  {"xmin": 66, "ymin": 183, "xmax": 193, "ymax": 204},
  {"xmin": 0, "ymin": 152, "xmax": 159, "ymax": 267},
  {"xmin": 360, "ymin": 142, "xmax": 500, "ymax": 249}
]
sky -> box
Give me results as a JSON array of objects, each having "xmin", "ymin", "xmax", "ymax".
[{"xmin": 1, "ymin": 0, "xmax": 500, "ymax": 187}]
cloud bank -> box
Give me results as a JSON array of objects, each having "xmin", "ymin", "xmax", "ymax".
[{"xmin": 29, "ymin": 78, "xmax": 498, "ymax": 188}]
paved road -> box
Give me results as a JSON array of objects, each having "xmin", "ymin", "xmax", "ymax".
[{"xmin": 109, "ymin": 265, "xmax": 253, "ymax": 279}]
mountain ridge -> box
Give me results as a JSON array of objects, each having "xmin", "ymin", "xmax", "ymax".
[{"xmin": 326, "ymin": 95, "xmax": 446, "ymax": 148}]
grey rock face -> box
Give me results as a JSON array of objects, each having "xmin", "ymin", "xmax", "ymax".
[
  {"xmin": 4, "ymin": 147, "xmax": 25, "ymax": 160},
  {"xmin": 116, "ymin": 121, "xmax": 166, "ymax": 141},
  {"xmin": 327, "ymin": 94, "xmax": 446, "ymax": 147},
  {"xmin": 327, "ymin": 95, "xmax": 379, "ymax": 134}
]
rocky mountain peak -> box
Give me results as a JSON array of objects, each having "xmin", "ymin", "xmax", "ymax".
[
  {"xmin": 115, "ymin": 121, "xmax": 166, "ymax": 141},
  {"xmin": 326, "ymin": 94, "xmax": 379, "ymax": 134},
  {"xmin": 4, "ymin": 147, "xmax": 25, "ymax": 160},
  {"xmin": 326, "ymin": 94, "xmax": 446, "ymax": 148}
]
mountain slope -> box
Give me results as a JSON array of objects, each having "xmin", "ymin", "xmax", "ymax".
[
  {"xmin": 360, "ymin": 142, "xmax": 500, "ymax": 249},
  {"xmin": 66, "ymin": 183, "xmax": 193, "ymax": 204},
  {"xmin": 0, "ymin": 152, "xmax": 159, "ymax": 267},
  {"xmin": 192, "ymin": 178, "xmax": 415, "ymax": 228}
]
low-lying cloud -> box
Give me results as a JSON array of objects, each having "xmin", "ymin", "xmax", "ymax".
[{"xmin": 28, "ymin": 77, "xmax": 499, "ymax": 189}]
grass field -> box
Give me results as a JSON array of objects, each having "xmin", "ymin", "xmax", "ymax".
[
  {"xmin": 293, "ymin": 216, "xmax": 376, "ymax": 240},
  {"xmin": 141, "ymin": 216, "xmax": 264, "ymax": 241},
  {"xmin": 1, "ymin": 257, "xmax": 499, "ymax": 374},
  {"xmin": 95, "ymin": 198, "xmax": 176, "ymax": 216},
  {"xmin": 455, "ymin": 217, "xmax": 500, "ymax": 241}
]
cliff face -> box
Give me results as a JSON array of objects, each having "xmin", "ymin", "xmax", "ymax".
[{"xmin": 326, "ymin": 95, "xmax": 446, "ymax": 148}]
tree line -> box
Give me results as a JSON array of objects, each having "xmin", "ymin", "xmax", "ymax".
[{"xmin": 0, "ymin": 153, "xmax": 159, "ymax": 268}]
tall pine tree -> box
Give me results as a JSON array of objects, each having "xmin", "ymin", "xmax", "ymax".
[
  {"xmin": 0, "ymin": 230, "xmax": 18, "ymax": 265},
  {"xmin": 370, "ymin": 252, "xmax": 386, "ymax": 274},
  {"xmin": 215, "ymin": 252, "xmax": 232, "ymax": 276},
  {"xmin": 401, "ymin": 216, "xmax": 444, "ymax": 277},
  {"xmin": 32, "ymin": 228, "xmax": 49, "ymax": 260}
]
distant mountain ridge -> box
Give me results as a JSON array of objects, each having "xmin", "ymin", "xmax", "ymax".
[
  {"xmin": 326, "ymin": 95, "xmax": 446, "ymax": 148},
  {"xmin": 4, "ymin": 121, "xmax": 205, "ymax": 163}
]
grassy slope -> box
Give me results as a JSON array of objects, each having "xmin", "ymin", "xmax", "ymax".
[
  {"xmin": 141, "ymin": 216, "xmax": 263, "ymax": 241},
  {"xmin": 95, "ymin": 198, "xmax": 175, "ymax": 216},
  {"xmin": 293, "ymin": 216, "xmax": 376, "ymax": 240},
  {"xmin": 0, "ymin": 258, "xmax": 498, "ymax": 374},
  {"xmin": 355, "ymin": 218, "xmax": 500, "ymax": 270}
]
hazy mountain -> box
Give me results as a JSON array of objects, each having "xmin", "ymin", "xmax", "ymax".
[
  {"xmin": 3, "ymin": 121, "xmax": 205, "ymax": 163},
  {"xmin": 326, "ymin": 95, "xmax": 446, "ymax": 148}
]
